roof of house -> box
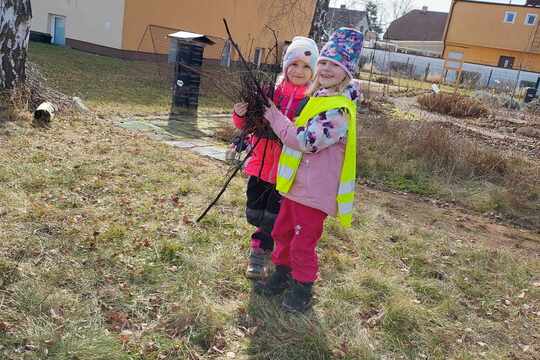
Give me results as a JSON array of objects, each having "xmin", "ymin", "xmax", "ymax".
[
  {"xmin": 384, "ymin": 9, "xmax": 448, "ymax": 41},
  {"xmin": 168, "ymin": 31, "xmax": 215, "ymax": 45},
  {"xmin": 326, "ymin": 5, "xmax": 368, "ymax": 31}
]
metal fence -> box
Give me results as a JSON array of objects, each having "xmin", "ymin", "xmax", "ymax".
[{"xmin": 359, "ymin": 47, "xmax": 540, "ymax": 98}]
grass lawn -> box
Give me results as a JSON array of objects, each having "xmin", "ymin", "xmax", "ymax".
[
  {"xmin": 1, "ymin": 107, "xmax": 539, "ymax": 359},
  {"xmin": 27, "ymin": 42, "xmax": 539, "ymax": 227},
  {"xmin": 1, "ymin": 42, "xmax": 537, "ymax": 359},
  {"xmin": 28, "ymin": 42, "xmax": 233, "ymax": 116}
]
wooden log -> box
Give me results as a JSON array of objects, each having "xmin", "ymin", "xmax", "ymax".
[{"xmin": 33, "ymin": 101, "xmax": 55, "ymax": 124}]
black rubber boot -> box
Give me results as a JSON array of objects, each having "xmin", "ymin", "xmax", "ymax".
[
  {"xmin": 254, "ymin": 265, "xmax": 291, "ymax": 297},
  {"xmin": 245, "ymin": 247, "xmax": 271, "ymax": 280},
  {"xmin": 282, "ymin": 280, "xmax": 313, "ymax": 313}
]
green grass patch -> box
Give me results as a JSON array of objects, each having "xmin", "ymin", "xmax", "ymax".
[{"xmin": 28, "ymin": 42, "xmax": 232, "ymax": 115}]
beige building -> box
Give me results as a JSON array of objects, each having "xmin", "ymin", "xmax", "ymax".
[
  {"xmin": 444, "ymin": 0, "xmax": 540, "ymax": 72},
  {"xmin": 31, "ymin": 0, "xmax": 317, "ymax": 63}
]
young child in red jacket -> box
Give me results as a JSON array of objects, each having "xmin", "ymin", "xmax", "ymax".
[{"xmin": 231, "ymin": 36, "xmax": 319, "ymax": 279}]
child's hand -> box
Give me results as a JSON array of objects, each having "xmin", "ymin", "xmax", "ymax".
[
  {"xmin": 234, "ymin": 103, "xmax": 248, "ymax": 117},
  {"xmin": 263, "ymin": 102, "xmax": 280, "ymax": 121}
]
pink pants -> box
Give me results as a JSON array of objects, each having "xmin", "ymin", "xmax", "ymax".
[{"xmin": 271, "ymin": 198, "xmax": 327, "ymax": 283}]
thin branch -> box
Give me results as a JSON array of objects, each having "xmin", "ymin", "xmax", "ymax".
[
  {"xmin": 196, "ymin": 136, "xmax": 262, "ymax": 223},
  {"xmin": 265, "ymin": 24, "xmax": 280, "ymax": 67},
  {"xmin": 223, "ymin": 18, "xmax": 269, "ymax": 105}
]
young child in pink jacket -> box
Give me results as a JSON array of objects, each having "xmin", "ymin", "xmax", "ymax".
[
  {"xmin": 231, "ymin": 37, "xmax": 319, "ymax": 280},
  {"xmin": 255, "ymin": 28, "xmax": 364, "ymax": 312}
]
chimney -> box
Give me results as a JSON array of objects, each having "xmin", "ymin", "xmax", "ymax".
[
  {"xmin": 422, "ymin": 5, "xmax": 428, "ymax": 12},
  {"xmin": 340, "ymin": 4, "xmax": 346, "ymax": 9}
]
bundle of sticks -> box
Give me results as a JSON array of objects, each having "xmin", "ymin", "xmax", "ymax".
[
  {"xmin": 223, "ymin": 19, "xmax": 281, "ymax": 141},
  {"xmin": 196, "ymin": 20, "xmax": 281, "ymax": 222},
  {"xmin": 237, "ymin": 69, "xmax": 278, "ymax": 140}
]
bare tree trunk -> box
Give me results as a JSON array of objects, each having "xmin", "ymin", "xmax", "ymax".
[
  {"xmin": 308, "ymin": 0, "xmax": 330, "ymax": 45},
  {"xmin": 0, "ymin": 0, "xmax": 32, "ymax": 90}
]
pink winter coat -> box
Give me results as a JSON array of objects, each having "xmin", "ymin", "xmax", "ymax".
[
  {"xmin": 232, "ymin": 80, "xmax": 308, "ymax": 184},
  {"xmin": 264, "ymin": 81, "xmax": 360, "ymax": 216}
]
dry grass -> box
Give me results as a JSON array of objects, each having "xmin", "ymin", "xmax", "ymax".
[
  {"xmin": 0, "ymin": 89, "xmax": 35, "ymax": 128},
  {"xmin": 375, "ymin": 76, "xmax": 394, "ymax": 85},
  {"xmin": 425, "ymin": 74, "xmax": 443, "ymax": 84},
  {"xmin": 358, "ymin": 113, "xmax": 540, "ymax": 229},
  {"xmin": 418, "ymin": 93, "xmax": 489, "ymax": 118},
  {"xmin": 28, "ymin": 42, "xmax": 234, "ymax": 116},
  {"xmin": 1, "ymin": 112, "xmax": 538, "ymax": 359},
  {"xmin": 3, "ymin": 44, "xmax": 538, "ymax": 359},
  {"xmin": 213, "ymin": 123, "xmax": 239, "ymax": 143}
]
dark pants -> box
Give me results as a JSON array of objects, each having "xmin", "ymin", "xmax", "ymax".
[{"xmin": 246, "ymin": 176, "xmax": 281, "ymax": 251}]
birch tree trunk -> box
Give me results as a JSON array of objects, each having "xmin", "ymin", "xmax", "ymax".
[
  {"xmin": 0, "ymin": 0, "xmax": 32, "ymax": 90},
  {"xmin": 308, "ymin": 0, "xmax": 330, "ymax": 45}
]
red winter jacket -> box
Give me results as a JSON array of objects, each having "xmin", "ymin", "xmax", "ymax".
[{"xmin": 232, "ymin": 80, "xmax": 308, "ymax": 184}]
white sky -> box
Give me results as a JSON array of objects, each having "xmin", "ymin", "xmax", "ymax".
[{"xmin": 330, "ymin": 0, "xmax": 527, "ymax": 16}]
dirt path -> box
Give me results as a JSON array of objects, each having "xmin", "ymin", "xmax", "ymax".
[{"xmin": 360, "ymin": 185, "xmax": 540, "ymax": 255}]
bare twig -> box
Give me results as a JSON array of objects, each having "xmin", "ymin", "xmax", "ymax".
[
  {"xmin": 265, "ymin": 24, "xmax": 280, "ymax": 67},
  {"xmin": 196, "ymin": 136, "xmax": 261, "ymax": 223},
  {"xmin": 222, "ymin": 19, "xmax": 269, "ymax": 106}
]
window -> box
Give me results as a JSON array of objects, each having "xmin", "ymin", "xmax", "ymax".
[
  {"xmin": 221, "ymin": 40, "xmax": 232, "ymax": 67},
  {"xmin": 498, "ymin": 56, "xmax": 515, "ymax": 69},
  {"xmin": 525, "ymin": 13, "xmax": 537, "ymax": 26},
  {"xmin": 253, "ymin": 47, "xmax": 264, "ymax": 68},
  {"xmin": 504, "ymin": 11, "xmax": 517, "ymax": 24}
]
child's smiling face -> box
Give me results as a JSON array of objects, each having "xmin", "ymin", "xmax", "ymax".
[
  {"xmin": 286, "ymin": 60, "xmax": 313, "ymax": 86},
  {"xmin": 317, "ymin": 60, "xmax": 348, "ymax": 88}
]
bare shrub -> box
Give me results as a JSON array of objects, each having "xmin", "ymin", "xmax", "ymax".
[
  {"xmin": 408, "ymin": 123, "xmax": 506, "ymax": 179},
  {"xmin": 359, "ymin": 114, "xmax": 538, "ymax": 227},
  {"xmin": 0, "ymin": 87, "xmax": 32, "ymax": 123},
  {"xmin": 375, "ymin": 76, "xmax": 394, "ymax": 85},
  {"xmin": 525, "ymin": 98, "xmax": 540, "ymax": 115},
  {"xmin": 361, "ymin": 62, "xmax": 382, "ymax": 74},
  {"xmin": 500, "ymin": 96, "xmax": 521, "ymax": 110},
  {"xmin": 459, "ymin": 70, "xmax": 481, "ymax": 88},
  {"xmin": 417, "ymin": 93, "xmax": 488, "ymax": 118},
  {"xmin": 390, "ymin": 61, "xmax": 413, "ymax": 76},
  {"xmin": 359, "ymin": 116, "xmax": 511, "ymax": 181},
  {"xmin": 472, "ymin": 90, "xmax": 501, "ymax": 108}
]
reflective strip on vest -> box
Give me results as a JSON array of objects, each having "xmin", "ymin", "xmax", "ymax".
[
  {"xmin": 338, "ymin": 201, "xmax": 354, "ymax": 215},
  {"xmin": 338, "ymin": 180, "xmax": 355, "ymax": 195},
  {"xmin": 283, "ymin": 146, "xmax": 302, "ymax": 158},
  {"xmin": 278, "ymin": 164, "xmax": 294, "ymax": 180}
]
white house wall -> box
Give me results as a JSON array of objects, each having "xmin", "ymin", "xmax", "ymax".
[{"xmin": 31, "ymin": 0, "xmax": 125, "ymax": 49}]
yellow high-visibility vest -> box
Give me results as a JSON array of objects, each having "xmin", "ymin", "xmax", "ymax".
[{"xmin": 276, "ymin": 95, "xmax": 357, "ymax": 227}]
